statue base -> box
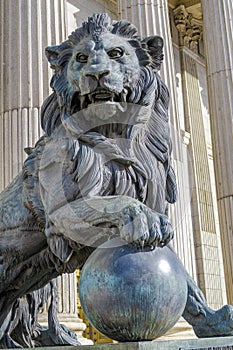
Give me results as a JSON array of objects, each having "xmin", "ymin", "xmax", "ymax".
[{"xmin": 53, "ymin": 336, "xmax": 233, "ymax": 349}]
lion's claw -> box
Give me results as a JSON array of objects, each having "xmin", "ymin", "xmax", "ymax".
[{"xmin": 119, "ymin": 202, "xmax": 173, "ymax": 247}]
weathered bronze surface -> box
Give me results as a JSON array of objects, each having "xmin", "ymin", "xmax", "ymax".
[{"xmin": 0, "ymin": 13, "xmax": 233, "ymax": 348}]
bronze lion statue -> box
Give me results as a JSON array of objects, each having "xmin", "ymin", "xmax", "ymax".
[{"xmin": 1, "ymin": 13, "xmax": 233, "ymax": 348}]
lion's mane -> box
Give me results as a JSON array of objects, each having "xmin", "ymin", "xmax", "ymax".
[{"xmin": 40, "ymin": 13, "xmax": 177, "ymax": 208}]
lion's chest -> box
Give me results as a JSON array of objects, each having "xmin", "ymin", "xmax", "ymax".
[
  {"xmin": 70, "ymin": 142, "xmax": 166, "ymax": 211},
  {"xmin": 39, "ymin": 138, "xmax": 167, "ymax": 215},
  {"xmin": 70, "ymin": 154, "xmax": 143, "ymax": 200}
]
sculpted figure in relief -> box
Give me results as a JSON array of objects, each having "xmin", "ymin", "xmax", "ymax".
[{"xmin": 0, "ymin": 13, "xmax": 233, "ymax": 348}]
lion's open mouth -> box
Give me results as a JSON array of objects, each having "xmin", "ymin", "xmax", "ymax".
[
  {"xmin": 90, "ymin": 90, "xmax": 114, "ymax": 103},
  {"xmin": 70, "ymin": 89, "xmax": 127, "ymax": 114}
]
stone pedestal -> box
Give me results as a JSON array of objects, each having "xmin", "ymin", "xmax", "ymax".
[
  {"xmin": 201, "ymin": 0, "xmax": 233, "ymax": 304},
  {"xmin": 42, "ymin": 336, "xmax": 233, "ymax": 349}
]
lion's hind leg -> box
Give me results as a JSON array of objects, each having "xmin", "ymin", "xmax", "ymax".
[
  {"xmin": 0, "ymin": 281, "xmax": 81, "ymax": 348},
  {"xmin": 33, "ymin": 280, "xmax": 81, "ymax": 347},
  {"xmin": 183, "ymin": 272, "xmax": 233, "ymax": 337}
]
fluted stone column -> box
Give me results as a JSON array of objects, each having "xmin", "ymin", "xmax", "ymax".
[
  {"xmin": 201, "ymin": 0, "xmax": 233, "ymax": 304},
  {"xmin": 0, "ymin": 0, "xmax": 91, "ymax": 343},
  {"xmin": 118, "ymin": 0, "xmax": 197, "ymax": 278},
  {"xmin": 55, "ymin": 274, "xmax": 92, "ymax": 344},
  {"xmin": 180, "ymin": 51, "xmax": 225, "ymax": 308},
  {"xmin": 118, "ymin": 0, "xmax": 196, "ymax": 338},
  {"xmin": 0, "ymin": 0, "xmax": 66, "ymax": 190},
  {"xmin": 119, "ymin": 0, "xmax": 179, "ymax": 135},
  {"xmin": 172, "ymin": 3, "xmax": 227, "ymax": 309}
]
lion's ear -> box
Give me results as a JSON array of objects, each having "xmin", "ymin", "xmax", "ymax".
[
  {"xmin": 45, "ymin": 45, "xmax": 61, "ymax": 69},
  {"xmin": 143, "ymin": 35, "xmax": 164, "ymax": 71}
]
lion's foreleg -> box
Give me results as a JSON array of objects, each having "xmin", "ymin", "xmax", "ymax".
[{"xmin": 47, "ymin": 195, "xmax": 174, "ymax": 248}]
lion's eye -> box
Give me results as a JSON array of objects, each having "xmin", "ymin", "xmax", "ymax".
[
  {"xmin": 107, "ymin": 48, "xmax": 124, "ymax": 59},
  {"xmin": 76, "ymin": 53, "xmax": 88, "ymax": 63}
]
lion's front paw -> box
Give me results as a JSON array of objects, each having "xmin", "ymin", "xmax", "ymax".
[{"xmin": 119, "ymin": 203, "xmax": 173, "ymax": 247}]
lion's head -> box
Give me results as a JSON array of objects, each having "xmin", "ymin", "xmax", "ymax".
[{"xmin": 41, "ymin": 13, "xmax": 165, "ymax": 135}]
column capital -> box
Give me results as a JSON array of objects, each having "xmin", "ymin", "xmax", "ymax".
[
  {"xmin": 173, "ymin": 5, "xmax": 203, "ymax": 54},
  {"xmin": 173, "ymin": 5, "xmax": 189, "ymax": 35}
]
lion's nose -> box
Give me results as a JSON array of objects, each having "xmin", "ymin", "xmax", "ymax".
[{"xmin": 85, "ymin": 69, "xmax": 110, "ymax": 80}]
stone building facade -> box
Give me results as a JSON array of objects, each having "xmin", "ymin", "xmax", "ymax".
[{"xmin": 0, "ymin": 0, "xmax": 232, "ymax": 344}]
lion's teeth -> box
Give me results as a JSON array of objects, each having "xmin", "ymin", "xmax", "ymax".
[{"xmin": 80, "ymin": 96, "xmax": 85, "ymax": 109}]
